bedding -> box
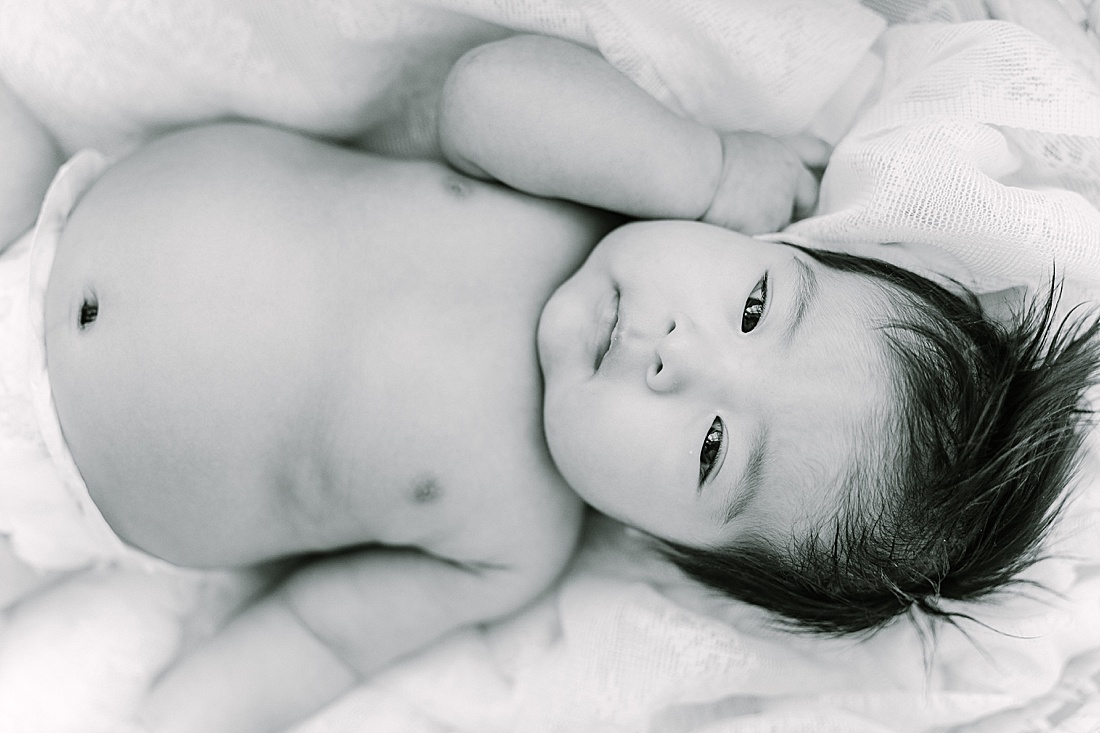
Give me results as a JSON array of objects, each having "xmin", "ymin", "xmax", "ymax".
[{"xmin": 0, "ymin": 1, "xmax": 1099, "ymax": 731}]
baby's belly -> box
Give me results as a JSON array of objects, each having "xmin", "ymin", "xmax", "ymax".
[
  {"xmin": 42, "ymin": 133, "xmax": 351, "ymax": 566},
  {"xmin": 44, "ymin": 251, "xmax": 337, "ymax": 565},
  {"xmin": 41, "ymin": 123, "xmax": 603, "ymax": 568},
  {"xmin": 43, "ymin": 211, "xmax": 558, "ymax": 568}
]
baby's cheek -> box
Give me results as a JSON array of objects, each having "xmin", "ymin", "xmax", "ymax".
[{"xmin": 543, "ymin": 399, "xmax": 605, "ymax": 491}]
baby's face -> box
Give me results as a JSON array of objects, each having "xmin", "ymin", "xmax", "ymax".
[{"xmin": 538, "ymin": 221, "xmax": 897, "ymax": 548}]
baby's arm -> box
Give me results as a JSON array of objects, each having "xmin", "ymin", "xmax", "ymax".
[
  {"xmin": 0, "ymin": 74, "xmax": 63, "ymax": 251},
  {"xmin": 439, "ymin": 35, "xmax": 826, "ymax": 234},
  {"xmin": 138, "ymin": 548, "xmax": 555, "ymax": 733}
]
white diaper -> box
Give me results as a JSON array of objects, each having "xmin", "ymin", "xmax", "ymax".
[{"xmin": 0, "ymin": 152, "xmax": 168, "ymax": 572}]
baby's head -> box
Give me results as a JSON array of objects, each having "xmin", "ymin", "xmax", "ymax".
[{"xmin": 538, "ymin": 220, "xmax": 1100, "ymax": 633}]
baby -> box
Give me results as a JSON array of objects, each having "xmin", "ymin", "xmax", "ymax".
[{"xmin": 4, "ymin": 35, "xmax": 1098, "ymax": 732}]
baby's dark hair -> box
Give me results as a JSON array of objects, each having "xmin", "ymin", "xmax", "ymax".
[{"xmin": 661, "ymin": 247, "xmax": 1100, "ymax": 635}]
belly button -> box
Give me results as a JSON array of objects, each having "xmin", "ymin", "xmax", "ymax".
[
  {"xmin": 411, "ymin": 476, "xmax": 441, "ymax": 504},
  {"xmin": 78, "ymin": 290, "xmax": 99, "ymax": 330}
]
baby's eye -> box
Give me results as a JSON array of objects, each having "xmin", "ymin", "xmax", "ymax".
[
  {"xmin": 699, "ymin": 417, "xmax": 725, "ymax": 485},
  {"xmin": 741, "ymin": 273, "xmax": 768, "ymax": 333}
]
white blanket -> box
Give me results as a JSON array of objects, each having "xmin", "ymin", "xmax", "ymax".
[{"xmin": 1, "ymin": 1, "xmax": 1099, "ymax": 731}]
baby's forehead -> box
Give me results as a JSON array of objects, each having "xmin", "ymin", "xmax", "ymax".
[
  {"xmin": 751, "ymin": 400, "xmax": 897, "ymax": 545},
  {"xmin": 745, "ymin": 269, "xmax": 906, "ymax": 539}
]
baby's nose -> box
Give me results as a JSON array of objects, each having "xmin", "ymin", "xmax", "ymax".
[{"xmin": 646, "ymin": 313, "xmax": 718, "ymax": 393}]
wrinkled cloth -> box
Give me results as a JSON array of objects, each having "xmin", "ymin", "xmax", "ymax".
[{"xmin": 779, "ymin": 18, "xmax": 1100, "ymax": 301}]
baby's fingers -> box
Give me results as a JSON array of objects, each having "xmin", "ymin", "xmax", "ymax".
[
  {"xmin": 702, "ymin": 131, "xmax": 822, "ymax": 233},
  {"xmin": 792, "ymin": 163, "xmax": 819, "ymax": 222},
  {"xmin": 780, "ymin": 134, "xmax": 832, "ymax": 172}
]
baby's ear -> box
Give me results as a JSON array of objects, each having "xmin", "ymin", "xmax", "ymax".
[{"xmin": 976, "ymin": 284, "xmax": 1029, "ymax": 324}]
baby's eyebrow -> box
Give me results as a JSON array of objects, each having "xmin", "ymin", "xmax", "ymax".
[
  {"xmin": 725, "ymin": 426, "xmax": 768, "ymax": 522},
  {"xmin": 785, "ymin": 257, "xmax": 819, "ymax": 345}
]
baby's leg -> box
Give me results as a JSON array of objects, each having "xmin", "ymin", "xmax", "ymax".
[{"xmin": 0, "ymin": 74, "xmax": 63, "ymax": 252}]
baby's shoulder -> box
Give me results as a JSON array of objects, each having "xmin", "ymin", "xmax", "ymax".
[
  {"xmin": 431, "ymin": 465, "xmax": 586, "ymax": 593},
  {"xmin": 0, "ymin": 540, "xmax": 64, "ymax": 610},
  {"xmin": 280, "ymin": 477, "xmax": 584, "ymax": 635}
]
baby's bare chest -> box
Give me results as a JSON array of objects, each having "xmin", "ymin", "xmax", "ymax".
[{"xmin": 313, "ymin": 269, "xmax": 578, "ymax": 559}]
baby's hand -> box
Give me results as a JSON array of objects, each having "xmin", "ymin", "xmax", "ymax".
[{"xmin": 701, "ymin": 132, "xmax": 829, "ymax": 235}]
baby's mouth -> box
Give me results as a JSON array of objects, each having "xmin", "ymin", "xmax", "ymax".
[{"xmin": 594, "ymin": 290, "xmax": 620, "ymax": 372}]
